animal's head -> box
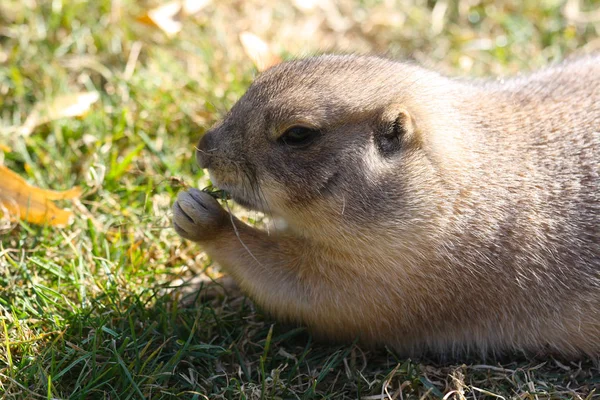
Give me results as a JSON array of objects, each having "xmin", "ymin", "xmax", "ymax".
[{"xmin": 196, "ymin": 55, "xmax": 451, "ymax": 239}]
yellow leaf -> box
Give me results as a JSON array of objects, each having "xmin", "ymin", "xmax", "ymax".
[
  {"xmin": 239, "ymin": 32, "xmax": 282, "ymax": 72},
  {"xmin": 0, "ymin": 144, "xmax": 10, "ymax": 153},
  {"xmin": 292, "ymin": 0, "xmax": 319, "ymax": 12},
  {"xmin": 137, "ymin": 0, "xmax": 211, "ymax": 37},
  {"xmin": 0, "ymin": 165, "xmax": 81, "ymax": 227},
  {"xmin": 182, "ymin": 0, "xmax": 211, "ymax": 15},
  {"xmin": 137, "ymin": 1, "xmax": 183, "ymax": 37},
  {"xmin": 18, "ymin": 91, "xmax": 99, "ymax": 136}
]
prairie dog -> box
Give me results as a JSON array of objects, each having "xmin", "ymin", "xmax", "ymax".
[{"xmin": 173, "ymin": 55, "xmax": 600, "ymax": 356}]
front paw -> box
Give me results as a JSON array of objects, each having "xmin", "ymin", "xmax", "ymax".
[{"xmin": 173, "ymin": 188, "xmax": 229, "ymax": 242}]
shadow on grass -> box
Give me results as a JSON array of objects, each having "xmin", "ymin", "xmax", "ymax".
[{"xmin": 4, "ymin": 273, "xmax": 599, "ymax": 399}]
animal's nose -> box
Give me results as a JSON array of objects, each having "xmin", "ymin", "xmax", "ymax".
[{"xmin": 196, "ymin": 132, "xmax": 213, "ymax": 169}]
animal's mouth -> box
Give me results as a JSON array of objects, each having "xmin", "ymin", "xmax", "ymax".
[
  {"xmin": 205, "ymin": 174, "xmax": 266, "ymax": 213},
  {"xmin": 201, "ymin": 186, "xmax": 231, "ymax": 201}
]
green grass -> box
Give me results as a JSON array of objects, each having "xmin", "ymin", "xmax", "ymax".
[{"xmin": 1, "ymin": 0, "xmax": 599, "ymax": 398}]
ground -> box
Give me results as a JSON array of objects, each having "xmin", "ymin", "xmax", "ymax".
[{"xmin": 1, "ymin": 0, "xmax": 599, "ymax": 398}]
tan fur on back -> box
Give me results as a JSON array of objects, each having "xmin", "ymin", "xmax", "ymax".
[{"xmin": 173, "ymin": 54, "xmax": 600, "ymax": 357}]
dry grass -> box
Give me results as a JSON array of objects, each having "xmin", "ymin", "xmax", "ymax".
[{"xmin": 0, "ymin": 0, "xmax": 599, "ymax": 398}]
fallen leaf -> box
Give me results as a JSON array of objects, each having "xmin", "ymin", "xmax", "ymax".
[
  {"xmin": 239, "ymin": 32, "xmax": 282, "ymax": 72},
  {"xmin": 137, "ymin": 0, "xmax": 211, "ymax": 36},
  {"xmin": 183, "ymin": 0, "xmax": 211, "ymax": 15},
  {"xmin": 18, "ymin": 91, "xmax": 99, "ymax": 136},
  {"xmin": 0, "ymin": 165, "xmax": 81, "ymax": 227},
  {"xmin": 137, "ymin": 1, "xmax": 183, "ymax": 37},
  {"xmin": 292, "ymin": 0, "xmax": 319, "ymax": 12}
]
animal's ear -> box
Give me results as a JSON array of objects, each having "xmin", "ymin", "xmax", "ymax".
[{"xmin": 374, "ymin": 104, "xmax": 418, "ymax": 156}]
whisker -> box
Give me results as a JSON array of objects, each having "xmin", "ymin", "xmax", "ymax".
[{"xmin": 223, "ymin": 199, "xmax": 265, "ymax": 268}]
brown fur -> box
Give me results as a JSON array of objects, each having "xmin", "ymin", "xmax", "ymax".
[{"xmin": 173, "ymin": 55, "xmax": 600, "ymax": 357}]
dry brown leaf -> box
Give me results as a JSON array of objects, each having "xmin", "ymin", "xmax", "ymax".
[
  {"xmin": 239, "ymin": 32, "xmax": 282, "ymax": 72},
  {"xmin": 138, "ymin": 1, "xmax": 183, "ymax": 37},
  {"xmin": 183, "ymin": 0, "xmax": 211, "ymax": 15},
  {"xmin": 18, "ymin": 91, "xmax": 99, "ymax": 136},
  {"xmin": 0, "ymin": 165, "xmax": 81, "ymax": 227},
  {"xmin": 292, "ymin": 0, "xmax": 319, "ymax": 12},
  {"xmin": 137, "ymin": 0, "xmax": 211, "ymax": 37}
]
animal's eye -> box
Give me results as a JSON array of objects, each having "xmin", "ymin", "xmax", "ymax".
[{"xmin": 279, "ymin": 126, "xmax": 320, "ymax": 147}]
